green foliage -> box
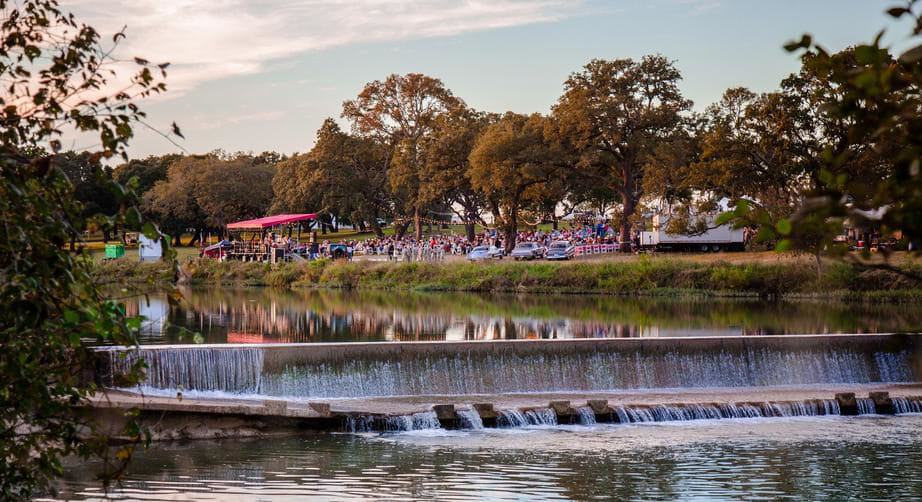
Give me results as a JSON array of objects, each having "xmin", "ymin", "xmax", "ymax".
[
  {"xmin": 716, "ymin": 2, "xmax": 922, "ymax": 271},
  {"xmin": 180, "ymin": 258, "xmax": 920, "ymax": 298},
  {"xmin": 1, "ymin": 0, "xmax": 179, "ymax": 497},
  {"xmin": 469, "ymin": 112, "xmax": 564, "ymax": 251},
  {"xmin": 144, "ymin": 153, "xmax": 275, "ymax": 243},
  {"xmin": 552, "ymin": 55, "xmax": 692, "ymax": 244}
]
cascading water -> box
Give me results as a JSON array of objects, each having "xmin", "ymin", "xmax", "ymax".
[
  {"xmin": 456, "ymin": 409, "xmax": 484, "ymax": 429},
  {"xmin": 497, "ymin": 410, "xmax": 529, "ymax": 428},
  {"xmin": 577, "ymin": 407, "xmax": 597, "ymax": 425},
  {"xmin": 763, "ymin": 401, "xmax": 820, "ymax": 417},
  {"xmin": 720, "ymin": 403, "xmax": 762, "ymax": 418},
  {"xmin": 892, "ymin": 397, "xmax": 922, "ymax": 414},
  {"xmin": 822, "ymin": 399, "xmax": 841, "ymax": 416},
  {"xmin": 347, "ymin": 411, "xmax": 442, "ymax": 433},
  {"xmin": 856, "ymin": 398, "xmax": 877, "ymax": 415},
  {"xmin": 524, "ymin": 408, "xmax": 558, "ymax": 426},
  {"xmin": 345, "ymin": 415, "xmax": 375, "ymax": 433},
  {"xmin": 109, "ymin": 347, "xmax": 264, "ymax": 393},
  {"xmin": 105, "ymin": 342, "xmax": 917, "ymax": 399}
]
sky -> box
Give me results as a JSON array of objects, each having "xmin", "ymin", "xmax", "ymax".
[{"xmin": 64, "ymin": 0, "xmax": 910, "ymax": 158}]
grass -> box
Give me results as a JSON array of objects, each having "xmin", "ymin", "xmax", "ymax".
[{"xmin": 176, "ymin": 256, "xmax": 922, "ymax": 300}]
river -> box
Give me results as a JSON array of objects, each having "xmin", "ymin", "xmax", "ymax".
[
  {"xmin": 114, "ymin": 287, "xmax": 921, "ymax": 345},
  {"xmin": 49, "ymin": 414, "xmax": 922, "ymax": 501}
]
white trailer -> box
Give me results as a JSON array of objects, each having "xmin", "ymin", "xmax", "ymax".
[{"xmin": 639, "ymin": 214, "xmax": 745, "ymax": 252}]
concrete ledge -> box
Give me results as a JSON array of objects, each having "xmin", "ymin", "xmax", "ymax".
[{"xmin": 85, "ymin": 384, "xmax": 922, "ymax": 441}]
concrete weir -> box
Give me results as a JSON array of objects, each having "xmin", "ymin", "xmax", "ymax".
[
  {"xmin": 98, "ymin": 333, "xmax": 922, "ymax": 398},
  {"xmin": 89, "ymin": 333, "xmax": 922, "ymax": 440}
]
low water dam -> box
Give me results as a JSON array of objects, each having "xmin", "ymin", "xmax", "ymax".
[{"xmin": 99, "ymin": 334, "xmax": 922, "ymax": 399}]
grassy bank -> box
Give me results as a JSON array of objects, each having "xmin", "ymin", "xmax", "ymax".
[
  {"xmin": 91, "ymin": 259, "xmax": 177, "ymax": 287},
  {"xmin": 176, "ymin": 257, "xmax": 922, "ymax": 301}
]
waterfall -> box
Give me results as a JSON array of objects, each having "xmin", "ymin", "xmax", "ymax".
[
  {"xmin": 577, "ymin": 407, "xmax": 597, "ymax": 425},
  {"xmin": 346, "ymin": 411, "xmax": 441, "ymax": 433},
  {"xmin": 110, "ymin": 347, "xmax": 264, "ymax": 393},
  {"xmin": 498, "ymin": 409, "xmax": 529, "ymax": 428},
  {"xmin": 821, "ymin": 399, "xmax": 841, "ymax": 416},
  {"xmin": 345, "ymin": 415, "xmax": 375, "ymax": 433},
  {"xmin": 685, "ymin": 404, "xmax": 722, "ymax": 420},
  {"xmin": 720, "ymin": 403, "xmax": 763, "ymax": 418},
  {"xmin": 763, "ymin": 401, "xmax": 820, "ymax": 417},
  {"xmin": 456, "ymin": 409, "xmax": 484, "ymax": 429},
  {"xmin": 106, "ymin": 343, "xmax": 917, "ymax": 398},
  {"xmin": 525, "ymin": 408, "xmax": 558, "ymax": 426},
  {"xmin": 892, "ymin": 397, "xmax": 922, "ymax": 414},
  {"xmin": 856, "ymin": 398, "xmax": 877, "ymax": 415}
]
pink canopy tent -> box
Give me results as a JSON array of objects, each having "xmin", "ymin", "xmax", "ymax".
[{"xmin": 226, "ymin": 213, "xmax": 317, "ymax": 231}]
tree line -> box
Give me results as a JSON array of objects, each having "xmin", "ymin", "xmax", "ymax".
[{"xmin": 88, "ymin": 44, "xmax": 916, "ymax": 255}]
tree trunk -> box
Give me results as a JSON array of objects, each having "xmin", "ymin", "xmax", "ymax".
[
  {"xmin": 414, "ymin": 207, "xmax": 423, "ymax": 240},
  {"xmin": 370, "ymin": 219, "xmax": 385, "ymax": 238},
  {"xmin": 103, "ymin": 229, "xmax": 110, "ymax": 243},
  {"xmin": 618, "ymin": 164, "xmax": 637, "ymax": 252},
  {"xmin": 503, "ymin": 211, "xmax": 518, "ymax": 253},
  {"xmin": 172, "ymin": 234, "xmax": 182, "ymax": 247},
  {"xmin": 395, "ymin": 220, "xmax": 411, "ymax": 239},
  {"xmin": 465, "ymin": 222, "xmax": 476, "ymax": 241}
]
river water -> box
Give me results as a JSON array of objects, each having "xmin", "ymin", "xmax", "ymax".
[
  {"xmin": 49, "ymin": 414, "xmax": 922, "ymax": 501},
  {"xmin": 115, "ymin": 287, "xmax": 921, "ymax": 345}
]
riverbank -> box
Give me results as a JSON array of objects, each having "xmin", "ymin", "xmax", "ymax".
[
  {"xmin": 91, "ymin": 255, "xmax": 922, "ymax": 300},
  {"xmin": 93, "ymin": 255, "xmax": 922, "ymax": 300}
]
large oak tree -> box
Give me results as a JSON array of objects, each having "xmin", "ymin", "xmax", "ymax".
[
  {"xmin": 342, "ymin": 73, "xmax": 463, "ymax": 239},
  {"xmin": 553, "ymin": 55, "xmax": 691, "ymax": 250}
]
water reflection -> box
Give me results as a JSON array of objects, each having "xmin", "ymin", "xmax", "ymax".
[{"xmin": 118, "ymin": 287, "xmax": 922, "ymax": 345}]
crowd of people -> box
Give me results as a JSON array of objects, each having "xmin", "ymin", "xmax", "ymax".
[{"xmin": 347, "ymin": 222, "xmax": 621, "ymax": 261}]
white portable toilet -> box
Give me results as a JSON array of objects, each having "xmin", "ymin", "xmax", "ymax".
[{"xmin": 138, "ymin": 234, "xmax": 163, "ymax": 262}]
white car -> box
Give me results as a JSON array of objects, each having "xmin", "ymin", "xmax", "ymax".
[
  {"xmin": 467, "ymin": 245, "xmax": 504, "ymax": 261},
  {"xmin": 510, "ymin": 242, "xmax": 545, "ymax": 260},
  {"xmin": 545, "ymin": 241, "xmax": 576, "ymax": 260}
]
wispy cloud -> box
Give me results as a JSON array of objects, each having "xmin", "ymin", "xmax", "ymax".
[{"xmin": 68, "ymin": 0, "xmax": 582, "ymax": 97}]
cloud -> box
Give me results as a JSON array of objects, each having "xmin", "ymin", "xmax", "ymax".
[{"xmin": 67, "ymin": 0, "xmax": 582, "ymax": 97}]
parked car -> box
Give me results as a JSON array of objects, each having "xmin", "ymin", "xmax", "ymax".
[
  {"xmin": 467, "ymin": 245, "xmax": 504, "ymax": 261},
  {"xmin": 545, "ymin": 240, "xmax": 576, "ymax": 260},
  {"xmin": 510, "ymin": 242, "xmax": 545, "ymax": 260}
]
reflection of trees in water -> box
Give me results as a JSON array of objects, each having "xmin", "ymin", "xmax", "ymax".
[{"xmin": 147, "ymin": 287, "xmax": 922, "ymax": 344}]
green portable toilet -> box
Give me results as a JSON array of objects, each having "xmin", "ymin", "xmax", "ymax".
[{"xmin": 104, "ymin": 243, "xmax": 125, "ymax": 259}]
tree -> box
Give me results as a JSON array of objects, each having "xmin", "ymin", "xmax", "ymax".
[
  {"xmin": 273, "ymin": 119, "xmax": 393, "ymax": 237},
  {"xmin": 113, "ymin": 154, "xmax": 183, "ymax": 198},
  {"xmin": 553, "ymin": 56, "xmax": 692, "ymax": 250},
  {"xmin": 419, "ymin": 108, "xmax": 496, "ymax": 240},
  {"xmin": 1, "ymin": 0, "xmax": 179, "ymax": 497},
  {"xmin": 144, "ymin": 157, "xmax": 209, "ymax": 245},
  {"xmin": 342, "ymin": 73, "xmax": 463, "ymax": 239},
  {"xmin": 145, "ymin": 155, "xmax": 275, "ymax": 243},
  {"xmin": 52, "ymin": 152, "xmax": 122, "ymax": 245},
  {"xmin": 768, "ymin": 6, "xmax": 921, "ymax": 271},
  {"xmin": 469, "ymin": 113, "xmax": 562, "ymax": 252},
  {"xmin": 705, "ymin": 45, "xmax": 905, "ymax": 270},
  {"xmin": 194, "ymin": 158, "xmax": 275, "ymax": 231}
]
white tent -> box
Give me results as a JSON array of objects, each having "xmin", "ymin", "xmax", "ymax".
[{"xmin": 138, "ymin": 234, "xmax": 162, "ymax": 262}]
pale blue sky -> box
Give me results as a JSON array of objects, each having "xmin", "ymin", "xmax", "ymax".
[{"xmin": 68, "ymin": 0, "xmax": 908, "ymax": 157}]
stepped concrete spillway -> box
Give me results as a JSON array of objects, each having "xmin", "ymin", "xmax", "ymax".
[{"xmin": 89, "ymin": 333, "xmax": 922, "ymax": 440}]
